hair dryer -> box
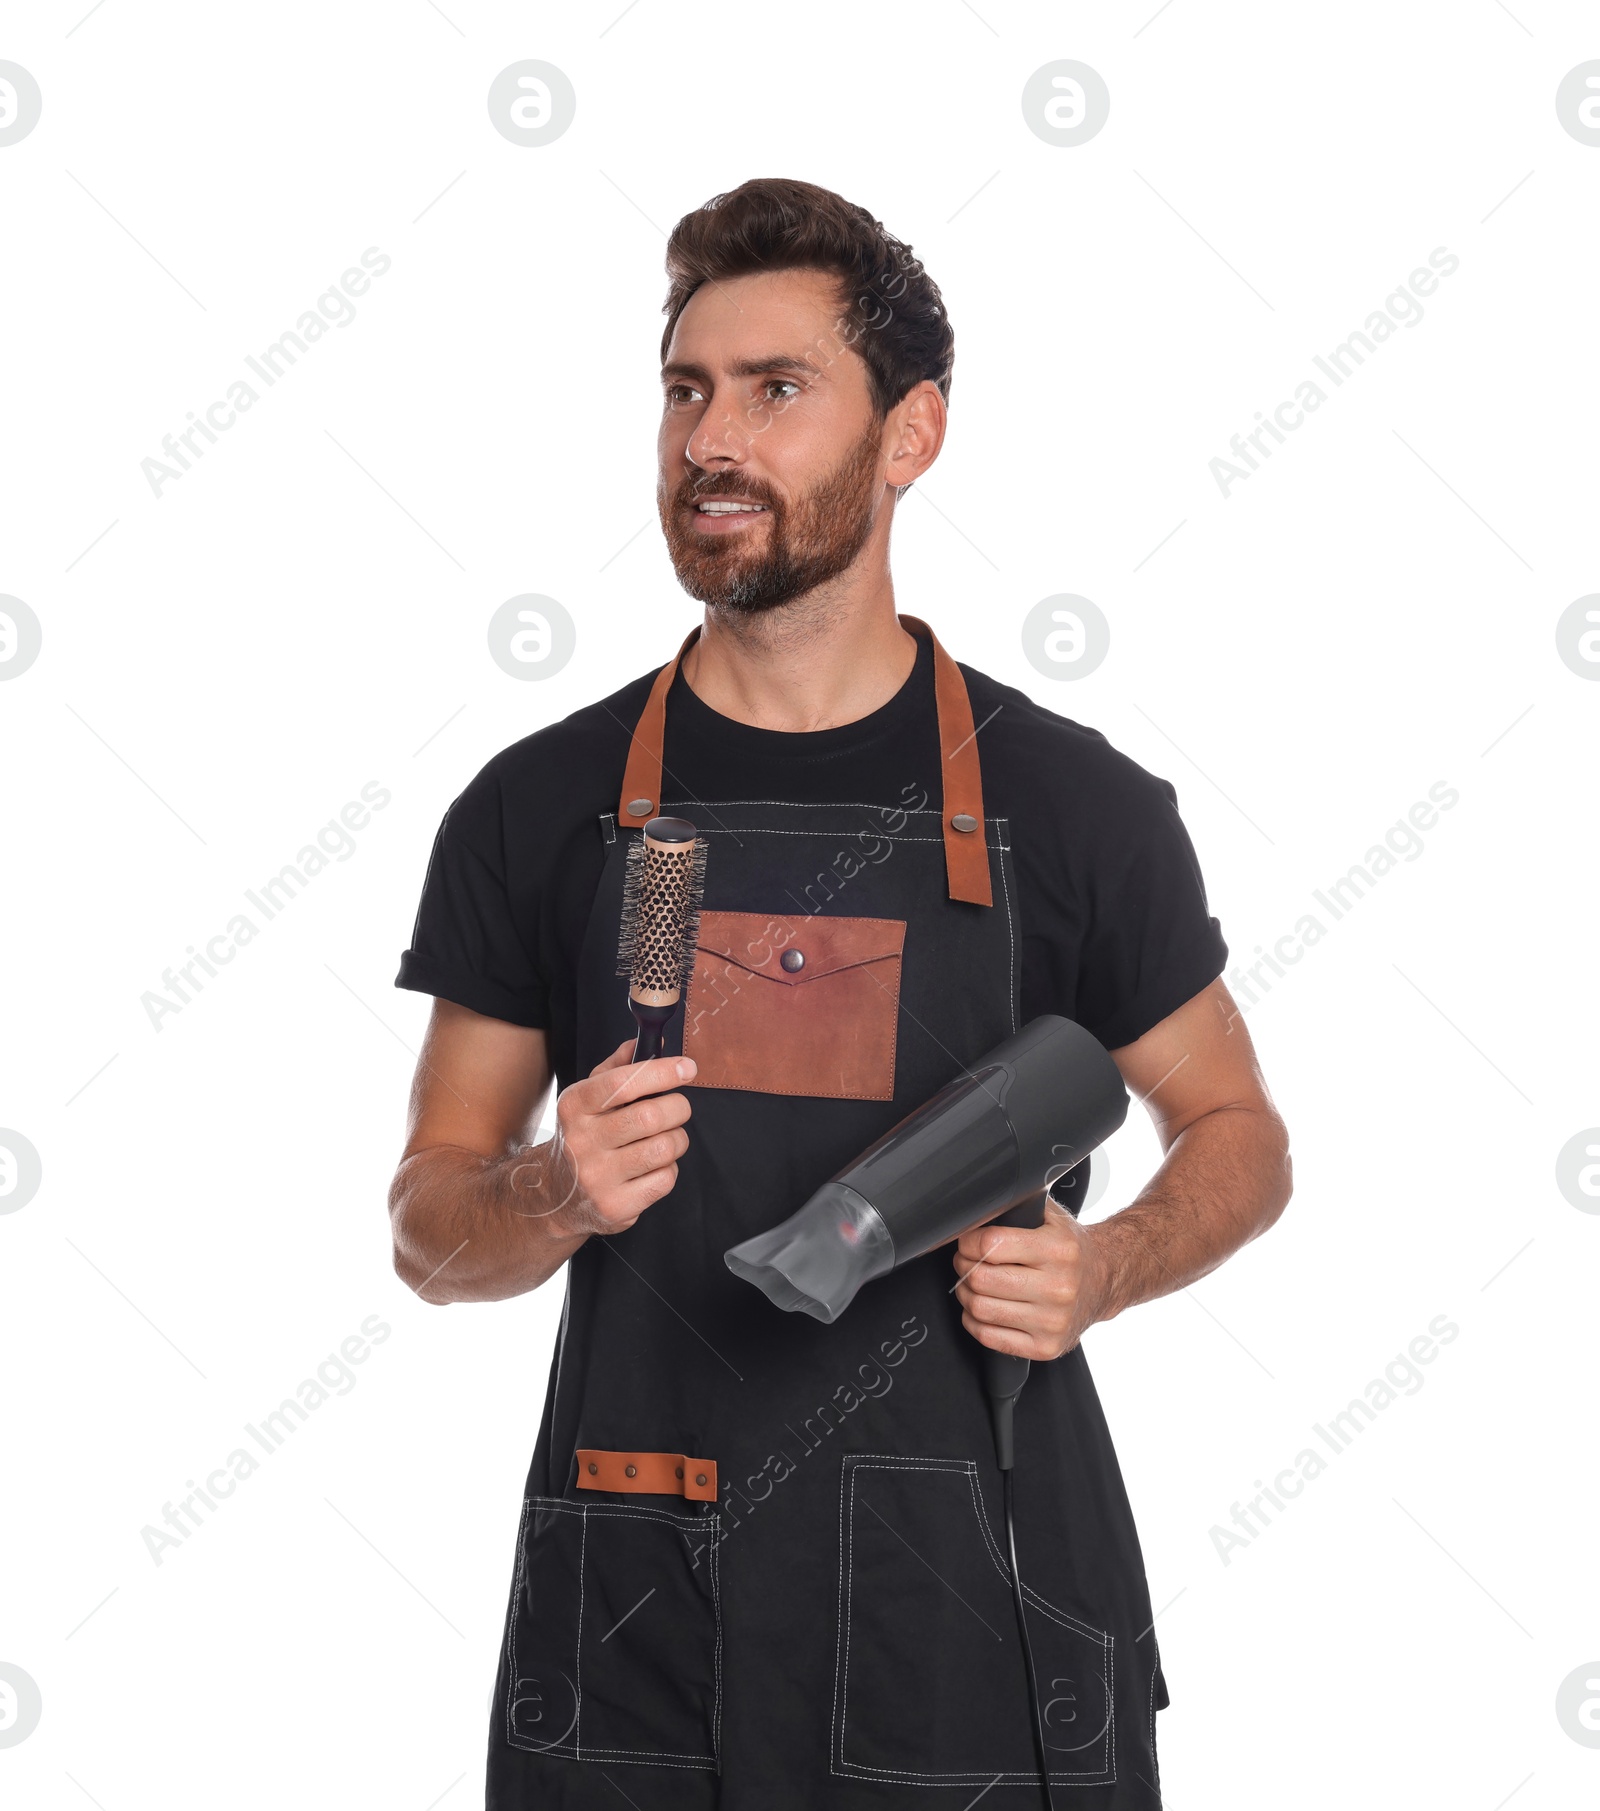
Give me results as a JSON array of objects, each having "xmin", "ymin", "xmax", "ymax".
[
  {"xmin": 725, "ymin": 1014, "xmax": 1129, "ymax": 1811},
  {"xmin": 723, "ymin": 1014, "xmax": 1129, "ymax": 1329}
]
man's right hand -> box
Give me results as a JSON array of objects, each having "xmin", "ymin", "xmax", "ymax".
[
  {"xmin": 533, "ymin": 1040, "xmax": 696, "ymax": 1238},
  {"xmin": 388, "ymin": 1001, "xmax": 696, "ymax": 1305}
]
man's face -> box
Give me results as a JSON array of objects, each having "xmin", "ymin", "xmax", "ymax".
[{"xmin": 656, "ymin": 268, "xmax": 892, "ymax": 613}]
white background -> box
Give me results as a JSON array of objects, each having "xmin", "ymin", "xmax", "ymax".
[{"xmin": 2, "ymin": 2, "xmax": 1596, "ymax": 1806}]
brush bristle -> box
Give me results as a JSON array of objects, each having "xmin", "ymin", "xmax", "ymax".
[
  {"xmin": 677, "ymin": 837, "xmax": 708, "ymax": 988},
  {"xmin": 614, "ymin": 835, "xmax": 647, "ymax": 980},
  {"xmin": 615, "ymin": 830, "xmax": 708, "ymax": 990}
]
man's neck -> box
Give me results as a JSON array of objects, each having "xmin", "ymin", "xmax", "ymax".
[{"xmin": 680, "ymin": 600, "xmax": 919, "ymax": 734}]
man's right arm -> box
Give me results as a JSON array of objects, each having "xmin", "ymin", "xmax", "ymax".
[{"xmin": 388, "ymin": 998, "xmax": 697, "ymax": 1305}]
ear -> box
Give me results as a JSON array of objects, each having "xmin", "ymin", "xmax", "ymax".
[{"xmin": 883, "ymin": 380, "xmax": 947, "ymax": 491}]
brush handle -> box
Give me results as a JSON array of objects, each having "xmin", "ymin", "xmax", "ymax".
[{"xmin": 629, "ymin": 1000, "xmax": 677, "ymax": 1064}]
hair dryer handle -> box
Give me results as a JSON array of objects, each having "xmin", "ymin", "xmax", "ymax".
[{"xmin": 979, "ymin": 1189, "xmax": 1049, "ymax": 1470}]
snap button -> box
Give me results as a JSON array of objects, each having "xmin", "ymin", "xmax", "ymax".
[
  {"xmin": 675, "ymin": 1465, "xmax": 685, "ymax": 1479},
  {"xmin": 625, "ymin": 1464, "xmax": 637, "ymax": 1478},
  {"xmin": 951, "ymin": 812, "xmax": 978, "ymax": 833},
  {"xmin": 780, "ymin": 948, "xmax": 805, "ymax": 973},
  {"xmin": 626, "ymin": 798, "xmax": 654, "ymax": 817},
  {"xmin": 695, "ymin": 1473, "xmax": 708, "ymax": 1486},
  {"xmin": 587, "ymin": 1462, "xmax": 598, "ymax": 1475}
]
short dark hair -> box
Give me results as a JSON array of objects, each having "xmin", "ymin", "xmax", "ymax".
[{"xmin": 660, "ymin": 177, "xmax": 954, "ymax": 422}]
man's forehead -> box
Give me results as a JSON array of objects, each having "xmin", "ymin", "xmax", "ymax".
[{"xmin": 663, "ymin": 268, "xmax": 857, "ymax": 377}]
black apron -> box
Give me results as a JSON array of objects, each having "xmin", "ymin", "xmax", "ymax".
[{"xmin": 486, "ymin": 618, "xmax": 1168, "ymax": 1808}]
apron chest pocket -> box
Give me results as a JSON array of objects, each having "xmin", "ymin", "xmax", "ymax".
[
  {"xmin": 504, "ymin": 1497, "xmax": 722, "ymax": 1769},
  {"xmin": 832, "ymin": 1456, "xmax": 1115, "ymax": 1788},
  {"xmin": 684, "ymin": 910, "xmax": 906, "ymax": 1100}
]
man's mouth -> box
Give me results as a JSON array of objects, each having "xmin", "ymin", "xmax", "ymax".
[{"xmin": 687, "ymin": 497, "xmax": 771, "ymax": 532}]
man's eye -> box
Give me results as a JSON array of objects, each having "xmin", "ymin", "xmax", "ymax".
[
  {"xmin": 665, "ymin": 384, "xmax": 700, "ymax": 406},
  {"xmin": 765, "ymin": 379, "xmax": 801, "ymax": 402}
]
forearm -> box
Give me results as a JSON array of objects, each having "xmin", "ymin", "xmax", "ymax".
[
  {"xmin": 1082, "ymin": 1104, "xmax": 1292, "ymax": 1326},
  {"xmin": 389, "ymin": 1139, "xmax": 586, "ymax": 1305}
]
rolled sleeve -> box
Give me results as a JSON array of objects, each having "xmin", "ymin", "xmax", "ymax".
[
  {"xmin": 1075, "ymin": 774, "xmax": 1228, "ymax": 1051},
  {"xmin": 395, "ymin": 758, "xmax": 551, "ymax": 1029}
]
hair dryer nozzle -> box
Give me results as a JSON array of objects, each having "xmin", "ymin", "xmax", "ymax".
[
  {"xmin": 724, "ymin": 1015, "xmax": 1129, "ymax": 1323},
  {"xmin": 724, "ymin": 1183, "xmax": 896, "ymax": 1324}
]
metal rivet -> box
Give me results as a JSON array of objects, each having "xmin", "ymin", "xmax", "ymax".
[
  {"xmin": 587, "ymin": 1462, "xmax": 598, "ymax": 1475},
  {"xmin": 627, "ymin": 798, "xmax": 653, "ymax": 817},
  {"xmin": 625, "ymin": 1464, "xmax": 637, "ymax": 1478},
  {"xmin": 951, "ymin": 812, "xmax": 978, "ymax": 833},
  {"xmin": 675, "ymin": 1465, "xmax": 685, "ymax": 1479},
  {"xmin": 695, "ymin": 1473, "xmax": 707, "ymax": 1486},
  {"xmin": 780, "ymin": 948, "xmax": 804, "ymax": 972}
]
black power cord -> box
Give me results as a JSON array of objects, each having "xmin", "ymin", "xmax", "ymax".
[{"xmin": 982, "ymin": 1184, "xmax": 1069, "ymax": 1811}]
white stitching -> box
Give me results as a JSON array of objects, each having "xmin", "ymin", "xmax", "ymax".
[
  {"xmin": 710, "ymin": 1507, "xmax": 723, "ymax": 1762},
  {"xmin": 665, "ymin": 826, "xmax": 1011, "ymax": 850},
  {"xmin": 511, "ymin": 1746, "xmax": 714, "ymax": 1769},
  {"xmin": 838, "ymin": 1459, "xmax": 857, "ymax": 1769},
  {"xmin": 505, "ymin": 1495, "xmax": 721, "ymax": 1770},
  {"xmin": 833, "ymin": 1456, "xmax": 1108, "ymax": 1783},
  {"xmin": 960, "ymin": 1464, "xmax": 1107, "ymax": 1640},
  {"xmin": 575, "ymin": 1502, "xmax": 585, "ymax": 1758},
  {"xmin": 831, "ymin": 1456, "xmax": 1115, "ymax": 1785},
  {"xmin": 660, "ymin": 799, "xmax": 995, "ymax": 818},
  {"xmin": 531, "ymin": 1755, "xmax": 713, "ymax": 1770},
  {"xmin": 527, "ymin": 1498, "xmax": 708, "ymax": 1531},
  {"xmin": 834, "ymin": 1456, "xmax": 1112, "ymax": 1784},
  {"xmin": 994, "ymin": 820, "xmax": 1019, "ymax": 1033},
  {"xmin": 829, "ymin": 1445, "xmax": 850, "ymax": 1775},
  {"xmin": 504, "ymin": 1495, "xmax": 531, "ymax": 1749}
]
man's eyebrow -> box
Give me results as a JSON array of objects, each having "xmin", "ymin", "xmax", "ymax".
[{"xmin": 661, "ymin": 354, "xmax": 824, "ymax": 385}]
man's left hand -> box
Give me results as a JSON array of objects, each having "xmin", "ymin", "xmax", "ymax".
[{"xmin": 952, "ymin": 1202, "xmax": 1110, "ymax": 1361}]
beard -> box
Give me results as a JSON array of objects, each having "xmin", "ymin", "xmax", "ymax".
[{"xmin": 658, "ymin": 415, "xmax": 886, "ymax": 614}]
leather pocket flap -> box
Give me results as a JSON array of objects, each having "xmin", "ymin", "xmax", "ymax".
[{"xmin": 694, "ymin": 911, "xmax": 906, "ymax": 988}]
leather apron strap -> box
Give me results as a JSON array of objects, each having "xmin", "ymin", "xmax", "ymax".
[{"xmin": 615, "ymin": 615, "xmax": 993, "ymax": 907}]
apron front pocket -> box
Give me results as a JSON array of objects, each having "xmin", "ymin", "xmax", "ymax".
[
  {"xmin": 684, "ymin": 910, "xmax": 905, "ymax": 1100},
  {"xmin": 832, "ymin": 1456, "xmax": 1114, "ymax": 1788},
  {"xmin": 504, "ymin": 1496, "xmax": 722, "ymax": 1769}
]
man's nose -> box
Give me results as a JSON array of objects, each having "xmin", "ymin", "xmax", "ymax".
[{"xmin": 686, "ymin": 403, "xmax": 754, "ymax": 467}]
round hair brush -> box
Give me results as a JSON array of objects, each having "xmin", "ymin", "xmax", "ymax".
[{"xmin": 614, "ymin": 816, "xmax": 708, "ymax": 1061}]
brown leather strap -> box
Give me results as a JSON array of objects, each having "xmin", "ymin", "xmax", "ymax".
[
  {"xmin": 615, "ymin": 616, "xmax": 992, "ymax": 906},
  {"xmin": 896, "ymin": 614, "xmax": 992, "ymax": 908},
  {"xmin": 576, "ymin": 1448, "xmax": 718, "ymax": 1503},
  {"xmin": 617, "ymin": 625, "xmax": 702, "ymax": 830}
]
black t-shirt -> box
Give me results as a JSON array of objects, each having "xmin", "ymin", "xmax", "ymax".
[{"xmin": 395, "ymin": 631, "xmax": 1228, "ymax": 1088}]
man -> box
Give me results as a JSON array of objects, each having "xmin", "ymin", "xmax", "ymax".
[{"xmin": 391, "ymin": 177, "xmax": 1291, "ymax": 1810}]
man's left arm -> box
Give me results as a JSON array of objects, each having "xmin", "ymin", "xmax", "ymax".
[{"xmin": 953, "ymin": 977, "xmax": 1292, "ymax": 1359}]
